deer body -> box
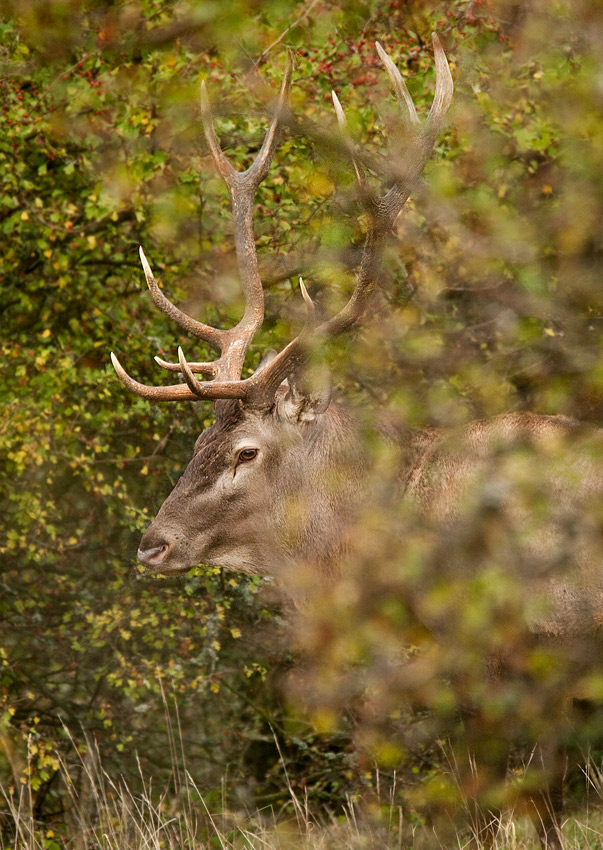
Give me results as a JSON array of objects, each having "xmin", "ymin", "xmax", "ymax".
[
  {"xmin": 140, "ymin": 402, "xmax": 603, "ymax": 641},
  {"xmin": 110, "ymin": 38, "xmax": 599, "ymax": 848},
  {"xmin": 405, "ymin": 412, "xmax": 603, "ymax": 637}
]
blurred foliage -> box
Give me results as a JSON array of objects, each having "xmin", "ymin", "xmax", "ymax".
[{"xmin": 1, "ymin": 0, "xmax": 603, "ymax": 843}]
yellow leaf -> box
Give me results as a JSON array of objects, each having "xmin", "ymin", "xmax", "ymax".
[
  {"xmin": 20, "ymin": 211, "xmax": 29, "ymax": 221},
  {"xmin": 308, "ymin": 172, "xmax": 334, "ymax": 197},
  {"xmin": 40, "ymin": 328, "xmax": 51, "ymax": 339},
  {"xmin": 140, "ymin": 465, "xmax": 148, "ymax": 476},
  {"xmin": 230, "ymin": 628, "xmax": 241, "ymax": 639},
  {"xmin": 210, "ymin": 682, "xmax": 220, "ymax": 693},
  {"xmin": 312, "ymin": 709, "xmax": 337, "ymax": 734}
]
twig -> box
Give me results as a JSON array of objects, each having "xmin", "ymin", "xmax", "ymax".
[{"xmin": 255, "ymin": 0, "xmax": 321, "ymax": 67}]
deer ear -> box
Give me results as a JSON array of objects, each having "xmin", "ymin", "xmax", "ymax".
[{"xmin": 276, "ymin": 366, "xmax": 332, "ymax": 423}]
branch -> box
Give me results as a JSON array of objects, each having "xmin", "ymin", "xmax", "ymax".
[{"xmin": 255, "ymin": 0, "xmax": 321, "ymax": 66}]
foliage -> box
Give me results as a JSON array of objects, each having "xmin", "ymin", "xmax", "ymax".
[{"xmin": 1, "ymin": 0, "xmax": 603, "ymax": 843}]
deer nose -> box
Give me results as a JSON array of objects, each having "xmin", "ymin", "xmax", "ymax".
[{"xmin": 137, "ymin": 543, "xmax": 170, "ymax": 567}]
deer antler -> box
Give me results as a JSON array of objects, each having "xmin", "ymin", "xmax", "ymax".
[
  {"xmin": 242, "ymin": 33, "xmax": 453, "ymax": 403},
  {"xmin": 112, "ymin": 35, "xmax": 453, "ymax": 408},
  {"xmin": 111, "ymin": 53, "xmax": 293, "ymax": 401}
]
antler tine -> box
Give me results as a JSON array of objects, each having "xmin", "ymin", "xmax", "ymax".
[
  {"xmin": 247, "ymin": 49, "xmax": 294, "ymax": 186},
  {"xmin": 177, "ymin": 346, "xmax": 212, "ymax": 397},
  {"xmin": 154, "ymin": 355, "xmax": 216, "ymax": 376},
  {"xmin": 375, "ymin": 41, "xmax": 420, "ymax": 126},
  {"xmin": 331, "ymin": 90, "xmax": 347, "ymax": 130},
  {"xmin": 139, "ymin": 247, "xmax": 225, "ymax": 353},
  {"xmin": 428, "ymin": 32, "xmax": 454, "ymax": 126},
  {"xmin": 331, "ymin": 90, "xmax": 365, "ymax": 187},
  {"xmin": 299, "ymin": 277, "xmax": 315, "ymax": 323},
  {"xmin": 111, "ymin": 352, "xmax": 199, "ymax": 401},
  {"xmin": 200, "ymin": 81, "xmax": 236, "ymax": 184}
]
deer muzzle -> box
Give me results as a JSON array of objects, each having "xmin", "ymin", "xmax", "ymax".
[{"xmin": 137, "ymin": 542, "xmax": 170, "ymax": 568}]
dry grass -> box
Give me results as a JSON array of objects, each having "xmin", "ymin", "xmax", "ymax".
[{"xmin": 1, "ymin": 741, "xmax": 603, "ymax": 850}]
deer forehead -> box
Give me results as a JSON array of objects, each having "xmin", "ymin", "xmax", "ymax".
[{"xmin": 190, "ymin": 412, "xmax": 289, "ymax": 470}]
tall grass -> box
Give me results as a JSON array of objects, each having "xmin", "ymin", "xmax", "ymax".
[
  {"xmin": 2, "ymin": 692, "xmax": 603, "ymax": 850},
  {"xmin": 2, "ymin": 738, "xmax": 603, "ymax": 850}
]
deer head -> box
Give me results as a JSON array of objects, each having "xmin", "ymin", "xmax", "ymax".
[{"xmin": 111, "ymin": 35, "xmax": 453, "ymax": 577}]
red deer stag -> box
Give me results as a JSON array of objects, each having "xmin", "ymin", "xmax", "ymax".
[
  {"xmin": 111, "ymin": 35, "xmax": 454, "ymax": 580},
  {"xmin": 112, "ymin": 36, "xmax": 603, "ymax": 850}
]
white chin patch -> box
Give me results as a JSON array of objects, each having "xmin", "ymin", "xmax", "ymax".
[{"xmin": 211, "ymin": 547, "xmax": 266, "ymax": 575}]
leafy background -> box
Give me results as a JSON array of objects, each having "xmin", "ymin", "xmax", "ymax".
[{"xmin": 1, "ymin": 0, "xmax": 603, "ymax": 843}]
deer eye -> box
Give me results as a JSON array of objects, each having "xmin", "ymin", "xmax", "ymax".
[{"xmin": 237, "ymin": 448, "xmax": 258, "ymax": 464}]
